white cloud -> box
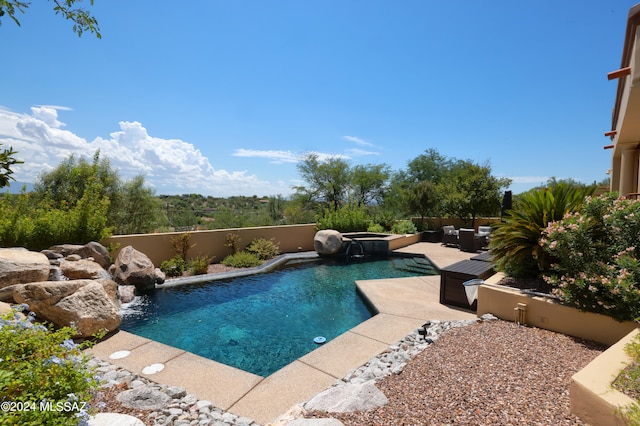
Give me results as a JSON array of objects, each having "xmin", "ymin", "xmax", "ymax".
[
  {"xmin": 345, "ymin": 148, "xmax": 380, "ymax": 157},
  {"xmin": 232, "ymin": 148, "xmax": 349, "ymax": 163},
  {"xmin": 31, "ymin": 106, "xmax": 67, "ymax": 128},
  {"xmin": 343, "ymin": 135, "xmax": 373, "ymax": 147},
  {"xmin": 0, "ymin": 107, "xmax": 292, "ymax": 197},
  {"xmin": 232, "ymin": 149, "xmax": 302, "ymax": 164}
]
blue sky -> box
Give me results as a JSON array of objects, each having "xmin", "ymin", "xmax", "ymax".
[{"xmin": 0, "ymin": 1, "xmax": 634, "ymax": 197}]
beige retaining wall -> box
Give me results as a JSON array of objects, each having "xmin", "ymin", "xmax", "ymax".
[
  {"xmin": 571, "ymin": 328, "xmax": 639, "ymax": 426},
  {"xmin": 103, "ymin": 224, "xmax": 318, "ymax": 266},
  {"xmin": 104, "ymin": 225, "xmax": 427, "ymax": 269},
  {"xmin": 478, "ymin": 273, "xmax": 638, "ymax": 346}
]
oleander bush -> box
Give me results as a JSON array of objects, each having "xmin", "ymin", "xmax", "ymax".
[
  {"xmin": 541, "ymin": 193, "xmax": 640, "ymax": 322},
  {"xmin": 246, "ymin": 238, "xmax": 280, "ymax": 261},
  {"xmin": 0, "ymin": 305, "xmax": 102, "ymax": 425}
]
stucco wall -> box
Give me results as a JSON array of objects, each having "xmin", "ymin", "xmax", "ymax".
[
  {"xmin": 570, "ymin": 328, "xmax": 638, "ymax": 426},
  {"xmin": 478, "ymin": 274, "xmax": 638, "ymax": 346},
  {"xmin": 103, "ymin": 224, "xmax": 318, "ymax": 266}
]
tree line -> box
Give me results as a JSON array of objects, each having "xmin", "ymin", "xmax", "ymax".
[{"xmin": 0, "ymin": 142, "xmax": 518, "ymax": 250}]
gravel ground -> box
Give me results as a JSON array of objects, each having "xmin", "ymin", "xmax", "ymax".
[{"xmin": 308, "ymin": 320, "xmax": 605, "ymax": 426}]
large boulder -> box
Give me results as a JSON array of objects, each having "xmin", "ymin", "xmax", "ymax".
[
  {"xmin": 0, "ymin": 248, "xmax": 50, "ymax": 288},
  {"xmin": 72, "ymin": 242, "xmax": 111, "ymax": 269},
  {"xmin": 112, "ymin": 246, "xmax": 159, "ymax": 292},
  {"xmin": 60, "ymin": 258, "xmax": 109, "ymax": 280},
  {"xmin": 48, "ymin": 242, "xmax": 111, "ymax": 269},
  {"xmin": 304, "ymin": 382, "xmax": 388, "ymax": 413},
  {"xmin": 13, "ymin": 279, "xmax": 121, "ymax": 337},
  {"xmin": 314, "ymin": 230, "xmax": 343, "ymax": 255}
]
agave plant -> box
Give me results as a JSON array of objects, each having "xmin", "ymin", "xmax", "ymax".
[{"xmin": 490, "ymin": 183, "xmax": 595, "ymax": 277}]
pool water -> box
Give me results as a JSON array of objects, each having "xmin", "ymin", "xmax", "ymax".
[{"xmin": 120, "ymin": 254, "xmax": 438, "ymax": 377}]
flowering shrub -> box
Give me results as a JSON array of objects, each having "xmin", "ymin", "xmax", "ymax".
[
  {"xmin": 0, "ymin": 305, "xmax": 101, "ymax": 425},
  {"xmin": 541, "ymin": 193, "xmax": 640, "ymax": 322}
]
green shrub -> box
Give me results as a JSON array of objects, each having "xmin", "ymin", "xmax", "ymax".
[
  {"xmin": 187, "ymin": 255, "xmax": 213, "ymax": 275},
  {"xmin": 225, "ymin": 233, "xmax": 242, "ymax": 255},
  {"xmin": 246, "ymin": 238, "xmax": 280, "ymax": 261},
  {"xmin": 367, "ymin": 223, "xmax": 385, "ymax": 233},
  {"xmin": 0, "ymin": 178, "xmax": 111, "ymax": 251},
  {"xmin": 490, "ymin": 183, "xmax": 595, "ymax": 277},
  {"xmin": 222, "ymin": 251, "xmax": 262, "ymax": 268},
  {"xmin": 541, "ymin": 193, "xmax": 640, "ymax": 322},
  {"xmin": 170, "ymin": 232, "xmax": 194, "ymax": 261},
  {"xmin": 391, "ymin": 220, "xmax": 417, "ymax": 234},
  {"xmin": 160, "ymin": 256, "xmax": 185, "ymax": 277},
  {"xmin": 0, "ymin": 305, "xmax": 101, "ymax": 425},
  {"xmin": 316, "ymin": 205, "xmax": 372, "ymax": 233}
]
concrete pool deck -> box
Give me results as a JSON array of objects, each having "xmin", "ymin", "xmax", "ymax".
[{"xmin": 88, "ymin": 242, "xmax": 480, "ymax": 424}]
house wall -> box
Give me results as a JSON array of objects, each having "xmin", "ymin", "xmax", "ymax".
[{"xmin": 610, "ymin": 6, "xmax": 640, "ymax": 197}]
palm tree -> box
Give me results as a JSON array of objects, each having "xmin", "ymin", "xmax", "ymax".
[{"xmin": 490, "ymin": 183, "xmax": 595, "ymax": 277}]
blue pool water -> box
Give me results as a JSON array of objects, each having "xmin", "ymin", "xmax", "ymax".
[{"xmin": 120, "ymin": 254, "xmax": 438, "ymax": 377}]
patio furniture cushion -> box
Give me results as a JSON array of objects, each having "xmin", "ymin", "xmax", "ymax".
[{"xmin": 441, "ymin": 226, "xmax": 459, "ymax": 246}]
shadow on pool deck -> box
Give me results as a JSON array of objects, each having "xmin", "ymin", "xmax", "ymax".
[{"xmin": 88, "ymin": 242, "xmax": 480, "ymax": 425}]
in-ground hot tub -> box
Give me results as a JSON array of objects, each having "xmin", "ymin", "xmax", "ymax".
[{"xmin": 341, "ymin": 232, "xmax": 409, "ymax": 254}]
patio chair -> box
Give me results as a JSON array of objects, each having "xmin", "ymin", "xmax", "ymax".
[
  {"xmin": 441, "ymin": 225, "xmax": 459, "ymax": 247},
  {"xmin": 477, "ymin": 225, "xmax": 492, "ymax": 248},
  {"xmin": 458, "ymin": 228, "xmax": 485, "ymax": 253}
]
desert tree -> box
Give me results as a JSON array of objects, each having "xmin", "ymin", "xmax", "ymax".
[
  {"xmin": 0, "ymin": 0, "xmax": 101, "ymax": 37},
  {"xmin": 0, "ymin": 144, "xmax": 23, "ymax": 188}
]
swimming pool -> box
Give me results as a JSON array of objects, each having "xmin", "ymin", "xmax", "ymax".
[{"xmin": 120, "ymin": 254, "xmax": 438, "ymax": 377}]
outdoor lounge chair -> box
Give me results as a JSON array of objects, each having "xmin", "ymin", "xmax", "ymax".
[
  {"xmin": 477, "ymin": 225, "xmax": 492, "ymax": 248},
  {"xmin": 441, "ymin": 225, "xmax": 459, "ymax": 247},
  {"xmin": 458, "ymin": 228, "xmax": 485, "ymax": 253}
]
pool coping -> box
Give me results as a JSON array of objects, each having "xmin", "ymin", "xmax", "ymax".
[{"xmin": 88, "ymin": 243, "xmax": 478, "ymax": 425}]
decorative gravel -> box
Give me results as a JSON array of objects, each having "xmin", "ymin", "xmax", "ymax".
[{"xmin": 310, "ymin": 319, "xmax": 606, "ymax": 426}]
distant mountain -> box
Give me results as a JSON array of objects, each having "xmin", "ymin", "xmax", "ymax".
[{"xmin": 4, "ymin": 181, "xmax": 34, "ymax": 193}]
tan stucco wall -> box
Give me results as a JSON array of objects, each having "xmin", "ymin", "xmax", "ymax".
[
  {"xmin": 610, "ymin": 18, "xmax": 640, "ymax": 196},
  {"xmin": 571, "ymin": 328, "xmax": 639, "ymax": 426},
  {"xmin": 478, "ymin": 274, "xmax": 638, "ymax": 346},
  {"xmin": 103, "ymin": 224, "xmax": 318, "ymax": 266}
]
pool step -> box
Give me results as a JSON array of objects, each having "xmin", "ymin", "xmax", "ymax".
[{"xmin": 392, "ymin": 258, "xmax": 438, "ymax": 275}]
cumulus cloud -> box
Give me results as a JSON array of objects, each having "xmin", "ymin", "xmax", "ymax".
[{"xmin": 0, "ymin": 107, "xmax": 290, "ymax": 196}]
